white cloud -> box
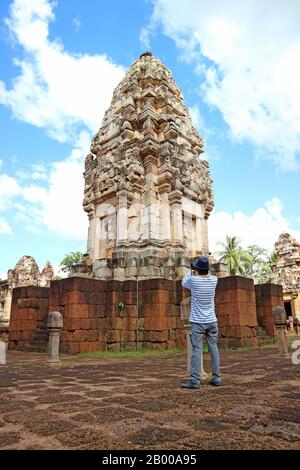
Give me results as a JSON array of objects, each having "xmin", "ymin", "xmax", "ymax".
[
  {"xmin": 72, "ymin": 18, "xmax": 81, "ymax": 33},
  {"xmin": 22, "ymin": 185, "xmax": 48, "ymax": 204},
  {"xmin": 0, "ymin": 218, "xmax": 12, "ymax": 235},
  {"xmin": 189, "ymin": 106, "xmax": 205, "ymax": 133},
  {"xmin": 30, "ymin": 163, "xmax": 48, "ymax": 181},
  {"xmin": 147, "ymin": 0, "xmax": 300, "ymax": 171},
  {"xmin": 0, "ymin": 139, "xmax": 88, "ymax": 240},
  {"xmin": 0, "ymin": 174, "xmax": 22, "ymax": 209},
  {"xmin": 15, "ymin": 163, "xmax": 48, "ymax": 182},
  {"xmin": 188, "ymin": 105, "xmax": 220, "ymax": 162},
  {"xmin": 209, "ymin": 197, "xmax": 300, "ymax": 254},
  {"xmin": 0, "ymin": 172, "xmax": 46, "ymax": 234},
  {"xmin": 0, "ymin": 0, "xmax": 125, "ymax": 142},
  {"xmin": 42, "ymin": 156, "xmax": 87, "ymax": 240},
  {"xmin": 0, "ymin": 0, "xmax": 125, "ymax": 241}
]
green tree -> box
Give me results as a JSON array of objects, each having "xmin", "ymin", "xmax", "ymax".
[
  {"xmin": 269, "ymin": 251, "xmax": 278, "ymax": 265},
  {"xmin": 217, "ymin": 237, "xmax": 278, "ymax": 283},
  {"xmin": 216, "ymin": 236, "xmax": 251, "ymax": 275},
  {"xmin": 242, "ymin": 244, "xmax": 276, "ymax": 284},
  {"xmin": 243, "ymin": 245, "xmax": 269, "ymax": 277},
  {"xmin": 59, "ymin": 251, "xmax": 84, "ymax": 273}
]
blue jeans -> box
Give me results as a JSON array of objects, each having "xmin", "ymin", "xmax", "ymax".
[{"xmin": 190, "ymin": 322, "xmax": 220, "ymax": 383}]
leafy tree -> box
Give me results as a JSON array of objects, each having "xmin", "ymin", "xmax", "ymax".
[
  {"xmin": 243, "ymin": 244, "xmax": 277, "ymax": 284},
  {"xmin": 59, "ymin": 251, "xmax": 84, "ymax": 273},
  {"xmin": 269, "ymin": 251, "xmax": 278, "ymax": 265},
  {"xmin": 216, "ymin": 236, "xmax": 251, "ymax": 275},
  {"xmin": 243, "ymin": 245, "xmax": 269, "ymax": 277},
  {"xmin": 217, "ymin": 238, "xmax": 278, "ymax": 283}
]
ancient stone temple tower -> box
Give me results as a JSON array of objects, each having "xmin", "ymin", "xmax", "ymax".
[
  {"xmin": 83, "ymin": 52, "xmax": 214, "ymax": 280},
  {"xmin": 0, "ymin": 256, "xmax": 54, "ymax": 325},
  {"xmin": 273, "ymin": 233, "xmax": 300, "ymax": 320}
]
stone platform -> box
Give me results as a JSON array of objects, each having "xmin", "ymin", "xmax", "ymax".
[
  {"xmin": 0, "ymin": 345, "xmax": 299, "ymax": 450},
  {"xmin": 7, "ymin": 275, "xmax": 285, "ymax": 354}
]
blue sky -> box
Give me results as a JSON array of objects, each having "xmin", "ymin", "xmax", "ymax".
[{"xmin": 0, "ymin": 0, "xmax": 300, "ymax": 277}]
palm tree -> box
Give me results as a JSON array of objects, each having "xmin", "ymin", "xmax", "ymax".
[{"xmin": 216, "ymin": 236, "xmax": 251, "ymax": 276}]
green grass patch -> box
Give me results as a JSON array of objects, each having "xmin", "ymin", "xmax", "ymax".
[{"xmin": 76, "ymin": 348, "xmax": 182, "ymax": 359}]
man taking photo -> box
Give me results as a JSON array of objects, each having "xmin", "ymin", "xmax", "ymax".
[{"xmin": 181, "ymin": 256, "xmax": 221, "ymax": 389}]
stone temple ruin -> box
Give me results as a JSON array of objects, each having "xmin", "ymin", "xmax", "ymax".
[
  {"xmin": 82, "ymin": 51, "xmax": 214, "ymax": 281},
  {"xmin": 273, "ymin": 232, "xmax": 300, "ymax": 321},
  {"xmin": 5, "ymin": 54, "xmax": 291, "ymax": 354},
  {"xmin": 0, "ymin": 256, "xmax": 54, "ymax": 326}
]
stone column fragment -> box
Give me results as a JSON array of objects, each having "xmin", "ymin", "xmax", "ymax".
[
  {"xmin": 47, "ymin": 311, "xmax": 63, "ymax": 363},
  {"xmin": 0, "ymin": 340, "xmax": 6, "ymax": 365},
  {"xmin": 272, "ymin": 306, "xmax": 289, "ymax": 357}
]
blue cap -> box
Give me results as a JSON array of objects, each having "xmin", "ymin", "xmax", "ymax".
[{"xmin": 191, "ymin": 256, "xmax": 212, "ymax": 271}]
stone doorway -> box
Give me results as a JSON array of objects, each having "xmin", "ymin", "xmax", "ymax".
[{"xmin": 284, "ymin": 301, "xmax": 292, "ymax": 319}]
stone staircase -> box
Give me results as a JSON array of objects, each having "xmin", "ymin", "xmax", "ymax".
[{"xmin": 24, "ymin": 328, "xmax": 49, "ymax": 353}]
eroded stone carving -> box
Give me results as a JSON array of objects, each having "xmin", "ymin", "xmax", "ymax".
[
  {"xmin": 83, "ymin": 52, "xmax": 214, "ymax": 280},
  {"xmin": 0, "ymin": 256, "xmax": 54, "ymax": 324},
  {"xmin": 273, "ymin": 233, "xmax": 300, "ymax": 320}
]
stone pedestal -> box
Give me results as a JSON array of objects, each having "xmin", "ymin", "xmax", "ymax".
[
  {"xmin": 47, "ymin": 311, "xmax": 63, "ymax": 363},
  {"xmin": 0, "ymin": 340, "xmax": 6, "ymax": 365},
  {"xmin": 272, "ymin": 306, "xmax": 289, "ymax": 357},
  {"xmin": 295, "ymin": 318, "xmax": 300, "ymax": 335}
]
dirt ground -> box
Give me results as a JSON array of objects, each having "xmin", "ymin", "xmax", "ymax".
[{"xmin": 0, "ymin": 344, "xmax": 299, "ymax": 450}]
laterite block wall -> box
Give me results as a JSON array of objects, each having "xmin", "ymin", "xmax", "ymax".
[
  {"xmin": 8, "ymin": 286, "xmax": 49, "ymax": 351},
  {"xmin": 215, "ymin": 276, "xmax": 259, "ymax": 347},
  {"xmin": 255, "ymin": 283, "xmax": 284, "ymax": 336},
  {"xmin": 8, "ymin": 275, "xmax": 279, "ymax": 353}
]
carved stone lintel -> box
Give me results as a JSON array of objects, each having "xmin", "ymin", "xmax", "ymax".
[{"xmin": 169, "ymin": 190, "xmax": 183, "ymax": 206}]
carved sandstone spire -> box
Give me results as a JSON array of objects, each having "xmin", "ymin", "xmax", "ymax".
[
  {"xmin": 83, "ymin": 53, "xmax": 214, "ymax": 280},
  {"xmin": 83, "ymin": 52, "xmax": 213, "ymax": 211},
  {"xmin": 273, "ymin": 233, "xmax": 300, "ymax": 297}
]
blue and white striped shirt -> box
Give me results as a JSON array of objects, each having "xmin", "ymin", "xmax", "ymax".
[{"xmin": 182, "ymin": 271, "xmax": 218, "ymax": 324}]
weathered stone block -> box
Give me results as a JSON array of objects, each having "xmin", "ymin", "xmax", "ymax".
[
  {"xmin": 65, "ymin": 304, "xmax": 89, "ymax": 319},
  {"xmin": 106, "ymin": 330, "xmax": 122, "ymax": 342},
  {"xmin": 87, "ymin": 330, "xmax": 99, "ymax": 342},
  {"xmin": 120, "ymin": 330, "xmax": 136, "ymax": 342},
  {"xmin": 80, "ymin": 319, "xmax": 91, "ymax": 329},
  {"xmin": 141, "ymin": 303, "xmax": 170, "ymax": 318},
  {"xmin": 60, "ymin": 330, "xmax": 75, "ymax": 342},
  {"xmin": 60, "ymin": 342, "xmax": 80, "ymax": 354},
  {"xmin": 151, "ymin": 290, "xmax": 170, "ymax": 303},
  {"xmin": 122, "ymin": 291, "xmax": 137, "ymax": 305},
  {"xmin": 94, "ymin": 304, "xmax": 106, "ymax": 318},
  {"xmin": 63, "ymin": 318, "xmax": 82, "ymax": 330},
  {"xmin": 144, "ymin": 330, "xmax": 169, "ymax": 342},
  {"xmin": 73, "ymin": 330, "xmax": 88, "ymax": 342},
  {"xmin": 143, "ymin": 316, "xmax": 170, "ymax": 330},
  {"xmin": 79, "ymin": 341, "xmax": 101, "ymax": 353},
  {"xmin": 142, "ymin": 279, "xmax": 174, "ymax": 291},
  {"xmin": 123, "ymin": 280, "xmax": 138, "ymax": 291}
]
